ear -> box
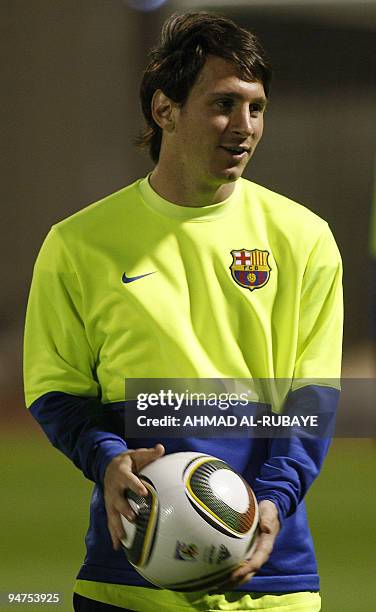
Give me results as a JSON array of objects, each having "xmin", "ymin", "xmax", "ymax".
[{"xmin": 151, "ymin": 89, "xmax": 177, "ymax": 132}]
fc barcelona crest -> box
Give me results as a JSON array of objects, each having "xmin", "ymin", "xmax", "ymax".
[{"xmin": 230, "ymin": 249, "xmax": 271, "ymax": 291}]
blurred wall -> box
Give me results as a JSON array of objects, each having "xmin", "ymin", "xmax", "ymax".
[
  {"xmin": 1, "ymin": 0, "xmax": 163, "ymax": 400},
  {"xmin": 1, "ymin": 1, "xmax": 376, "ymax": 403}
]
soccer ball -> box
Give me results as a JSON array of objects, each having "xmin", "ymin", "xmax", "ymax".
[{"xmin": 120, "ymin": 451, "xmax": 259, "ymax": 591}]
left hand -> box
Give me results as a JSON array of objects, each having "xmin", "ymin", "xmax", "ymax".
[{"xmin": 229, "ymin": 499, "xmax": 280, "ymax": 585}]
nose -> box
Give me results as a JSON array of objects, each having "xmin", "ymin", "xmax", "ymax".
[{"xmin": 230, "ymin": 106, "xmax": 254, "ymax": 138}]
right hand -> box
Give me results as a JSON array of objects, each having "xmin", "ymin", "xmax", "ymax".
[{"xmin": 103, "ymin": 443, "xmax": 165, "ymax": 550}]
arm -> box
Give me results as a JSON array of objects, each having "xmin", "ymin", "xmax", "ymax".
[
  {"xmin": 232, "ymin": 223, "xmax": 343, "ymax": 583},
  {"xmin": 24, "ymin": 227, "xmax": 127, "ymax": 482},
  {"xmin": 28, "ymin": 391, "xmax": 128, "ymax": 483},
  {"xmin": 24, "ymin": 227, "xmax": 163, "ymax": 547}
]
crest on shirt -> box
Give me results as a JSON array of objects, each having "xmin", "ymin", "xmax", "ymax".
[{"xmin": 230, "ymin": 249, "xmax": 271, "ymax": 291}]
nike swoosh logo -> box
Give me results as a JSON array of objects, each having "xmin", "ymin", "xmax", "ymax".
[{"xmin": 122, "ymin": 271, "xmax": 156, "ymax": 284}]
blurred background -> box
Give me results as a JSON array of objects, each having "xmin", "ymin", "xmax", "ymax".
[{"xmin": 1, "ymin": 0, "xmax": 376, "ymax": 610}]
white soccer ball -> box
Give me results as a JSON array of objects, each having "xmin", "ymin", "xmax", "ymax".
[{"xmin": 120, "ymin": 451, "xmax": 259, "ymax": 591}]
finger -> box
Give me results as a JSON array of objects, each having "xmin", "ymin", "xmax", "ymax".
[
  {"xmin": 237, "ymin": 536, "xmax": 274, "ymax": 576},
  {"xmin": 230, "ymin": 533, "xmax": 274, "ymax": 582},
  {"xmin": 106, "ymin": 507, "xmax": 127, "ymax": 551},
  {"xmin": 123, "ymin": 471, "xmax": 149, "ymax": 497},
  {"xmin": 104, "ymin": 485, "xmax": 138, "ymax": 520},
  {"xmin": 259, "ymin": 514, "xmax": 277, "ymax": 535},
  {"xmin": 237, "ymin": 572, "xmax": 255, "ymax": 585},
  {"xmin": 225, "ymin": 563, "xmax": 255, "ymax": 588},
  {"xmin": 116, "ymin": 497, "xmax": 137, "ymax": 521},
  {"xmin": 258, "ymin": 500, "xmax": 280, "ymax": 534},
  {"xmin": 231, "ymin": 560, "xmax": 254, "ymax": 581},
  {"xmin": 105, "ymin": 456, "xmax": 148, "ymax": 497},
  {"xmin": 255, "ymin": 531, "xmax": 275, "ymax": 557},
  {"xmin": 133, "ymin": 444, "xmax": 165, "ymax": 471}
]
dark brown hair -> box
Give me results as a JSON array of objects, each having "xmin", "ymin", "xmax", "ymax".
[{"xmin": 137, "ymin": 11, "xmax": 272, "ymax": 163}]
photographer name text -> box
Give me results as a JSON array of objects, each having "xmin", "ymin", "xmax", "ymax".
[{"xmin": 136, "ymin": 414, "xmax": 318, "ymax": 428}]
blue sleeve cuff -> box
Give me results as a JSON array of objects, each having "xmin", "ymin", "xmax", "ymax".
[
  {"xmin": 91, "ymin": 438, "xmax": 128, "ymax": 485},
  {"xmin": 251, "ymin": 385, "xmax": 338, "ymax": 520},
  {"xmin": 253, "ymin": 492, "xmax": 290, "ymax": 526}
]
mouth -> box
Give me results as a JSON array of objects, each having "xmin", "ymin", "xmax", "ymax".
[{"xmin": 220, "ymin": 146, "xmax": 250, "ymax": 160}]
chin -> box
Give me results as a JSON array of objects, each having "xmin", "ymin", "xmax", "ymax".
[
  {"xmin": 207, "ymin": 165, "xmax": 245, "ymax": 188},
  {"xmin": 220, "ymin": 167, "xmax": 244, "ymax": 182}
]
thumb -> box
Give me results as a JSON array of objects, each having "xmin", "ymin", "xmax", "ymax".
[
  {"xmin": 134, "ymin": 444, "xmax": 165, "ymax": 471},
  {"xmin": 259, "ymin": 514, "xmax": 272, "ymax": 534},
  {"xmin": 258, "ymin": 500, "xmax": 279, "ymax": 535}
]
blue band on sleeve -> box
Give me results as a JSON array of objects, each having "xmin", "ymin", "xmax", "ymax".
[
  {"xmin": 252, "ymin": 385, "xmax": 338, "ymax": 520},
  {"xmin": 29, "ymin": 392, "xmax": 127, "ymax": 483}
]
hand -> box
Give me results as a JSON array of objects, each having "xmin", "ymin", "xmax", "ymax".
[
  {"xmin": 229, "ymin": 499, "xmax": 280, "ymax": 585},
  {"xmin": 103, "ymin": 443, "xmax": 165, "ymax": 550}
]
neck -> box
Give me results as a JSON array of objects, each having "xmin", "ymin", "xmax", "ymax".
[{"xmin": 149, "ymin": 163, "xmax": 236, "ymax": 207}]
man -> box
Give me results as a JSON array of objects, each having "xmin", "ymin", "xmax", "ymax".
[{"xmin": 24, "ymin": 11, "xmax": 342, "ymax": 612}]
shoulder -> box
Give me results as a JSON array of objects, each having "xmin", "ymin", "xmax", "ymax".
[
  {"xmin": 239, "ymin": 177, "xmax": 339, "ymax": 252},
  {"xmin": 240, "ymin": 178, "xmax": 327, "ymax": 235},
  {"xmin": 35, "ymin": 179, "xmax": 144, "ymax": 270},
  {"xmin": 239, "ymin": 178, "xmax": 340, "ymax": 264},
  {"xmin": 55, "ymin": 178, "xmax": 143, "ymax": 238}
]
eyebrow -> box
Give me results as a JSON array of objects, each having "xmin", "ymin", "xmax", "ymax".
[{"xmin": 207, "ymin": 91, "xmax": 268, "ymax": 106}]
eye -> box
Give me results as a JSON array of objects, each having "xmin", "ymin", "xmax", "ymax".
[
  {"xmin": 216, "ymin": 98, "xmax": 234, "ymax": 111},
  {"xmin": 249, "ymin": 103, "xmax": 265, "ymax": 116}
]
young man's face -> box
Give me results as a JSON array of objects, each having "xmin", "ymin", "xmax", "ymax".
[{"xmin": 170, "ymin": 55, "xmax": 267, "ymax": 189}]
